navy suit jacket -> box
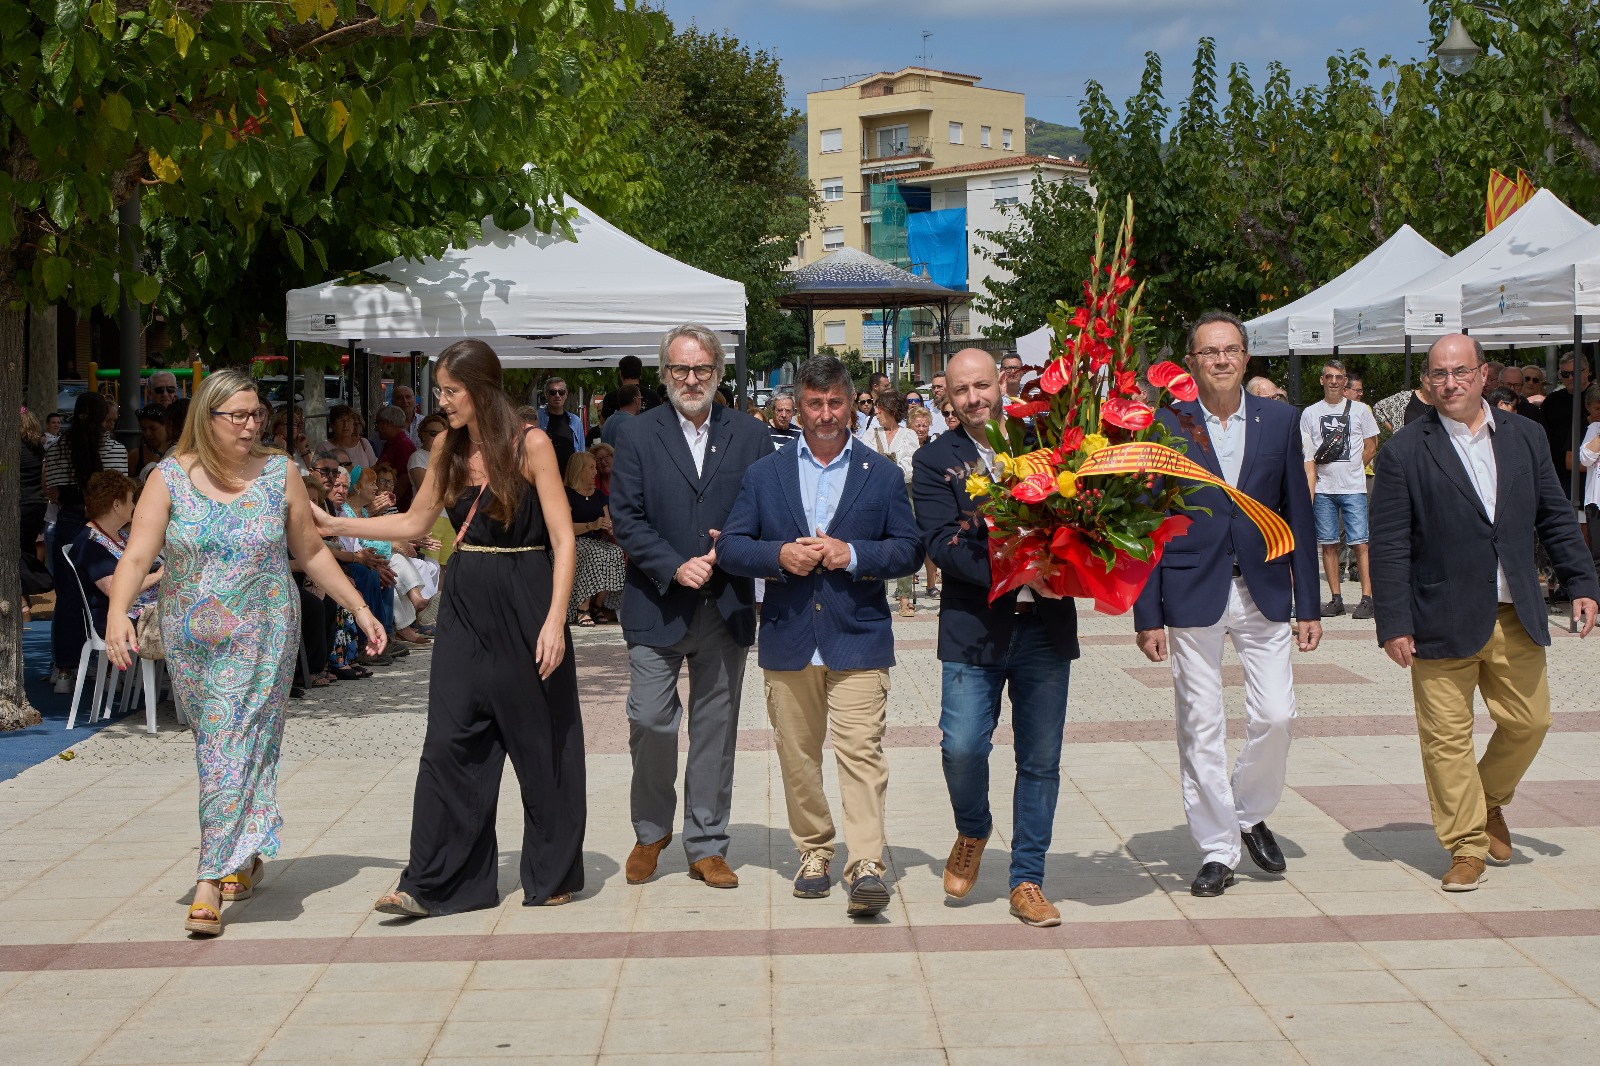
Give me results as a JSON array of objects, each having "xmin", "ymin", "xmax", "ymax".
[
  {"xmin": 610, "ymin": 402, "xmax": 774, "ymax": 649},
  {"xmin": 1132, "ymin": 394, "xmax": 1320, "ymax": 631},
  {"xmin": 1370, "ymin": 406, "xmax": 1599, "ymax": 659},
  {"xmin": 717, "ymin": 441, "xmax": 924, "ymax": 671},
  {"xmin": 911, "ymin": 429, "xmax": 1079, "ymax": 665}
]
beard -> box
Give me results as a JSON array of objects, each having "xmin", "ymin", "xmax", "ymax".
[{"xmin": 667, "ymin": 377, "xmax": 715, "ymax": 420}]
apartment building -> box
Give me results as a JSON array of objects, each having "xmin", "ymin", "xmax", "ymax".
[{"xmin": 801, "ymin": 67, "xmax": 1026, "ymax": 363}]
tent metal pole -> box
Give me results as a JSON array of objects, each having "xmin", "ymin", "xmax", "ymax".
[
  {"xmin": 287, "ymin": 341, "xmax": 298, "ymax": 439},
  {"xmin": 345, "ymin": 339, "xmax": 356, "ymax": 414},
  {"xmin": 1572, "ymin": 315, "xmax": 1585, "ymax": 516},
  {"xmin": 1404, "ymin": 336, "xmax": 1412, "ymax": 391},
  {"xmin": 733, "ymin": 330, "xmax": 748, "ymax": 408},
  {"xmin": 410, "ymin": 351, "xmax": 420, "ymax": 405},
  {"xmin": 1288, "ymin": 348, "xmax": 1301, "ymax": 405}
]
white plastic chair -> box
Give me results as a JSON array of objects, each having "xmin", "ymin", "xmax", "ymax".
[{"xmin": 62, "ymin": 547, "xmax": 167, "ymax": 734}]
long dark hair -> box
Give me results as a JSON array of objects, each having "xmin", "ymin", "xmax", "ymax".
[
  {"xmin": 65, "ymin": 391, "xmax": 109, "ymax": 490},
  {"xmin": 434, "ymin": 339, "xmax": 526, "ymax": 524}
]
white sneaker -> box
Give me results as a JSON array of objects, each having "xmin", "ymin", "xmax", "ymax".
[{"xmin": 53, "ymin": 669, "xmax": 72, "ymax": 694}]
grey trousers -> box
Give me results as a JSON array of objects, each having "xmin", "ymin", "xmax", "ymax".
[{"xmin": 626, "ymin": 599, "xmax": 748, "ymax": 862}]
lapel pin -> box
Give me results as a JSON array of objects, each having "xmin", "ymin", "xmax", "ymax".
[
  {"xmin": 710, "ymin": 445, "xmax": 717, "ymax": 453},
  {"xmin": 862, "ymin": 462, "xmax": 869, "ymax": 470}
]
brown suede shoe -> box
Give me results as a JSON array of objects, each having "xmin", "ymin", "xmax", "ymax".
[
  {"xmin": 625, "ymin": 832, "xmax": 672, "ymax": 885},
  {"xmin": 688, "ymin": 855, "xmax": 739, "ymax": 888},
  {"xmin": 943, "ymin": 833, "xmax": 989, "ymax": 899},
  {"xmin": 1008, "ymin": 882, "xmax": 1061, "ymax": 927},
  {"xmin": 1485, "ymin": 806, "xmax": 1513, "ymax": 866},
  {"xmin": 1441, "ymin": 854, "xmax": 1487, "ymax": 892}
]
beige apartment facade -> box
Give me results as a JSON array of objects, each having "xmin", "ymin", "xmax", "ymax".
[{"xmin": 802, "ymin": 67, "xmax": 1027, "ymax": 363}]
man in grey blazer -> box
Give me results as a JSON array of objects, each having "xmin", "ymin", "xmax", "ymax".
[{"xmin": 610, "ymin": 324, "xmax": 775, "ymax": 889}]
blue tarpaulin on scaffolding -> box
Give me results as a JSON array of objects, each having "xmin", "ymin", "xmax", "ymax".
[{"xmin": 907, "ymin": 208, "xmax": 968, "ymax": 290}]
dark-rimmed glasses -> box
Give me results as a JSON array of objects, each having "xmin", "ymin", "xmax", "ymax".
[
  {"xmin": 211, "ymin": 409, "xmax": 266, "ymax": 427},
  {"xmin": 665, "ymin": 364, "xmax": 716, "ymax": 382}
]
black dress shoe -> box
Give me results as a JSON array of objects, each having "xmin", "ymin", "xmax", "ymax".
[
  {"xmin": 1241, "ymin": 821, "xmax": 1287, "ymax": 873},
  {"xmin": 1190, "ymin": 861, "xmax": 1235, "ymax": 897}
]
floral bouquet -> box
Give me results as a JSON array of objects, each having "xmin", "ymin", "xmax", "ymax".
[{"xmin": 966, "ymin": 197, "xmax": 1292, "ymax": 614}]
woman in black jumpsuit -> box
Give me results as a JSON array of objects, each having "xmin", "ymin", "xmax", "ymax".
[{"xmin": 321, "ymin": 340, "xmax": 583, "ymax": 914}]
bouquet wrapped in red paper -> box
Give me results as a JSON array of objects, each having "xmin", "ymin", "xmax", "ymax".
[{"xmin": 967, "ymin": 196, "xmax": 1207, "ymax": 615}]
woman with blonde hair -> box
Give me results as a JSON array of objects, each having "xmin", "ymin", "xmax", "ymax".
[
  {"xmin": 105, "ymin": 369, "xmax": 384, "ymax": 937},
  {"xmin": 318, "ymin": 339, "xmax": 582, "ymax": 915}
]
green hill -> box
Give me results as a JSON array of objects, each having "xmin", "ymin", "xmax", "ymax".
[{"xmin": 1025, "ymin": 117, "xmax": 1088, "ymax": 161}]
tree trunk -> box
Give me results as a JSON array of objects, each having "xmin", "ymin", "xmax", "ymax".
[
  {"xmin": 1, "ymin": 304, "xmax": 43, "ymax": 731},
  {"xmin": 27, "ymin": 304, "xmax": 59, "ymax": 420},
  {"xmin": 301, "ymin": 358, "xmax": 327, "ymax": 449}
]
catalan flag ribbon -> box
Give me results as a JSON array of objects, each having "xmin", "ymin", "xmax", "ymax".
[
  {"xmin": 1487, "ymin": 168, "xmax": 1520, "ymax": 232},
  {"xmin": 1075, "ymin": 442, "xmax": 1295, "ymax": 560}
]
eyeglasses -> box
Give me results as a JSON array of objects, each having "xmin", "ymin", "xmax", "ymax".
[
  {"xmin": 546, "ymin": 389, "xmax": 567, "ymax": 397},
  {"xmin": 1424, "ymin": 365, "xmax": 1483, "ymax": 384},
  {"xmin": 315, "ymin": 465, "xmax": 339, "ymax": 478},
  {"xmin": 211, "ymin": 409, "xmax": 266, "ymax": 426},
  {"xmin": 857, "ymin": 398, "xmax": 875, "ymax": 408},
  {"xmin": 907, "ymin": 397, "xmax": 924, "ymax": 406},
  {"xmin": 1322, "ymin": 375, "xmax": 1348, "ymax": 386},
  {"xmin": 665, "ymin": 364, "xmax": 716, "ymax": 382},
  {"xmin": 1560, "ymin": 369, "xmax": 1577, "ymax": 380},
  {"xmin": 149, "ymin": 385, "xmax": 178, "ymax": 395},
  {"xmin": 1191, "ymin": 346, "xmax": 1247, "ymax": 361},
  {"xmin": 431, "ymin": 385, "xmax": 462, "ymax": 400}
]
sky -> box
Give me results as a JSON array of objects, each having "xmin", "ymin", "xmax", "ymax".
[{"xmin": 657, "ymin": 0, "xmax": 1445, "ymax": 127}]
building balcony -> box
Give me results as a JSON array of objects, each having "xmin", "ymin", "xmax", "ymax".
[{"xmin": 861, "ymin": 136, "xmax": 934, "ymax": 173}]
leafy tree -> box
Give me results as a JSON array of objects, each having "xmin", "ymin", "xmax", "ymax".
[
  {"xmin": 972, "ymin": 174, "xmax": 1096, "ymax": 342},
  {"xmin": 0, "ymin": 0, "xmax": 662, "ymax": 730},
  {"xmin": 615, "ymin": 23, "xmax": 815, "ymax": 379}
]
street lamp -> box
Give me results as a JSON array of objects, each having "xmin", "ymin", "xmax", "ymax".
[{"xmin": 1435, "ymin": 15, "xmax": 1482, "ymax": 76}]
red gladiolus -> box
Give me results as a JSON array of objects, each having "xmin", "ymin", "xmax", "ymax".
[
  {"xmin": 1039, "ymin": 356, "xmax": 1072, "ymax": 395},
  {"xmin": 1147, "ymin": 361, "xmax": 1199, "ymax": 402},
  {"xmin": 1092, "ymin": 317, "xmax": 1113, "ymax": 339},
  {"xmin": 1102, "ymin": 396, "xmax": 1154, "ymax": 431},
  {"xmin": 1070, "ymin": 307, "xmax": 1090, "ymax": 329},
  {"xmin": 1005, "ymin": 400, "xmax": 1051, "ymax": 419},
  {"xmin": 1113, "ymin": 274, "xmax": 1134, "ymax": 295},
  {"xmin": 1010, "ymin": 472, "xmax": 1056, "ymax": 504},
  {"xmin": 1114, "ymin": 368, "xmax": 1139, "ymax": 396},
  {"xmin": 1087, "ymin": 340, "xmax": 1113, "ymax": 371}
]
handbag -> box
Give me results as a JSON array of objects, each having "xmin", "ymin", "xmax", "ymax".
[
  {"xmin": 135, "ymin": 608, "xmax": 165, "ymax": 661},
  {"xmin": 1312, "ymin": 399, "xmax": 1352, "ymax": 465}
]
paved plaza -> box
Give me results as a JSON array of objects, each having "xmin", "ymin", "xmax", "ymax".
[{"xmin": 4, "ymin": 605, "xmax": 1600, "ymax": 1064}]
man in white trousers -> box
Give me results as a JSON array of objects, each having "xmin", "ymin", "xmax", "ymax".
[{"xmin": 1133, "ymin": 311, "xmax": 1323, "ymax": 896}]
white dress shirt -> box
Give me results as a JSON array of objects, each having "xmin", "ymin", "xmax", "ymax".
[
  {"xmin": 1438, "ymin": 401, "xmax": 1511, "ymax": 603},
  {"xmin": 1197, "ymin": 390, "xmax": 1248, "ymax": 488},
  {"xmin": 679, "ymin": 409, "xmax": 711, "ymax": 477}
]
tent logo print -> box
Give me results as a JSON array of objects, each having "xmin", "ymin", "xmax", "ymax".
[
  {"xmin": 1356, "ymin": 315, "xmax": 1364, "ymax": 335},
  {"xmin": 1499, "ymin": 285, "xmax": 1506, "ymax": 317}
]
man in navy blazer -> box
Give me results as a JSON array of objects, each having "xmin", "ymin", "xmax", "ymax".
[
  {"xmin": 719, "ymin": 356, "xmax": 922, "ymax": 917},
  {"xmin": 912, "ymin": 349, "xmax": 1080, "ymax": 928},
  {"xmin": 1133, "ymin": 312, "xmax": 1322, "ymax": 898},
  {"xmin": 1371, "ymin": 334, "xmax": 1597, "ymax": 892},
  {"xmin": 610, "ymin": 325, "xmax": 774, "ymax": 891}
]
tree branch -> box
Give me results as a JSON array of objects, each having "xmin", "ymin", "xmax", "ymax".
[{"xmin": 1552, "ymin": 94, "xmax": 1600, "ymax": 174}]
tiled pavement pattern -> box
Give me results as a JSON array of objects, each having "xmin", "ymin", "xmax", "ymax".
[{"xmin": 3, "ymin": 605, "xmax": 1600, "ymax": 1063}]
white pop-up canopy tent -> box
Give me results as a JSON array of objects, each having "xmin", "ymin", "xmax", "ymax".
[
  {"xmin": 1244, "ymin": 226, "xmax": 1448, "ymax": 357},
  {"xmin": 1332, "ymin": 189, "xmax": 1591, "ymax": 351},
  {"xmin": 284, "ymin": 199, "xmax": 747, "ymax": 367},
  {"xmin": 1016, "ymin": 324, "xmax": 1051, "ymax": 361},
  {"xmin": 1460, "ymin": 220, "xmax": 1600, "ymax": 342}
]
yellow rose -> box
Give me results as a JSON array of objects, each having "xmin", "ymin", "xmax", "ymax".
[
  {"xmin": 1056, "ymin": 470, "xmax": 1078, "ymax": 498},
  {"xmin": 964, "ymin": 472, "xmax": 992, "ymax": 500},
  {"xmin": 1082, "ymin": 433, "xmax": 1110, "ymax": 456}
]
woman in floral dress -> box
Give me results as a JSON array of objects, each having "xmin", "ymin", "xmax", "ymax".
[{"xmin": 105, "ymin": 369, "xmax": 385, "ymax": 938}]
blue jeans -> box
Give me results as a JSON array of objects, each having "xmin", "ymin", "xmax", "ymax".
[
  {"xmin": 939, "ymin": 615, "xmax": 1072, "ymax": 888},
  {"xmin": 1313, "ymin": 492, "xmax": 1368, "ymax": 546}
]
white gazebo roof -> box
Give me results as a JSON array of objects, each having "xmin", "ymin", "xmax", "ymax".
[{"xmin": 1460, "ymin": 220, "xmax": 1600, "ymax": 342}]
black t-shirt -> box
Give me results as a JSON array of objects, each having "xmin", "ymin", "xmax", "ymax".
[
  {"xmin": 19, "ymin": 439, "xmax": 44, "ymax": 503},
  {"xmin": 544, "ymin": 410, "xmax": 576, "ymax": 476},
  {"xmin": 1539, "ymin": 388, "xmax": 1590, "ymax": 502},
  {"xmin": 566, "ymin": 486, "xmax": 609, "ymax": 539},
  {"xmin": 601, "ymin": 381, "xmax": 658, "ymax": 421},
  {"xmin": 1403, "ymin": 392, "xmax": 1431, "ymax": 426}
]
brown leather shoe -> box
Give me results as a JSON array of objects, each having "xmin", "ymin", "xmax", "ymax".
[
  {"xmin": 1441, "ymin": 854, "xmax": 1487, "ymax": 892},
  {"xmin": 943, "ymin": 833, "xmax": 988, "ymax": 899},
  {"xmin": 1485, "ymin": 806, "xmax": 1513, "ymax": 865},
  {"xmin": 688, "ymin": 855, "xmax": 739, "ymax": 888},
  {"xmin": 1008, "ymin": 882, "xmax": 1061, "ymax": 927},
  {"xmin": 625, "ymin": 832, "xmax": 672, "ymax": 885}
]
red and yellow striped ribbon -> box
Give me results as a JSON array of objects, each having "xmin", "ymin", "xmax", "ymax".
[{"xmin": 1075, "ymin": 442, "xmax": 1294, "ymax": 560}]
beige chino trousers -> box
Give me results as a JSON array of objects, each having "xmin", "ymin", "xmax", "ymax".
[
  {"xmin": 764, "ymin": 667, "xmax": 890, "ymax": 878},
  {"xmin": 1411, "ymin": 605, "xmax": 1550, "ymax": 860}
]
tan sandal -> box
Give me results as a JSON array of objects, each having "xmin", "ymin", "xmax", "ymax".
[
  {"xmin": 185, "ymin": 884, "xmax": 222, "ymax": 936},
  {"xmin": 219, "ymin": 856, "xmax": 264, "ymax": 902},
  {"xmin": 374, "ymin": 890, "xmax": 430, "ymax": 917}
]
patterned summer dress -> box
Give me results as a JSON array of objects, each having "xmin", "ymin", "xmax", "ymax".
[{"xmin": 157, "ymin": 454, "xmax": 299, "ymax": 881}]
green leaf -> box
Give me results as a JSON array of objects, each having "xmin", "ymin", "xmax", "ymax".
[
  {"xmin": 129, "ymin": 273, "xmax": 160, "ymax": 304},
  {"xmin": 41, "ymin": 256, "xmax": 72, "ymax": 300},
  {"xmin": 102, "ymin": 93, "xmax": 132, "ymax": 130},
  {"xmin": 46, "ymin": 181, "xmax": 78, "ymax": 228},
  {"xmin": 285, "ymin": 228, "xmax": 305, "ymax": 269}
]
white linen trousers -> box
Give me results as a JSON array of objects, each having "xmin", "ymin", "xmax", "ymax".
[{"xmin": 1167, "ymin": 575, "xmax": 1296, "ymax": 869}]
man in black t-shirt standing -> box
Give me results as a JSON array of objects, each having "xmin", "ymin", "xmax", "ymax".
[{"xmin": 601, "ymin": 355, "xmax": 659, "ymax": 422}]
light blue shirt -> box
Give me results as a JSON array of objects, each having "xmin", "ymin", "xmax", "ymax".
[
  {"xmin": 795, "ymin": 434, "xmax": 859, "ymax": 666},
  {"xmin": 1198, "ymin": 390, "xmax": 1248, "ymax": 487}
]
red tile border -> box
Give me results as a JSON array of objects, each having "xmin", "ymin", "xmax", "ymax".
[{"xmin": 8, "ymin": 908, "xmax": 1599, "ymax": 974}]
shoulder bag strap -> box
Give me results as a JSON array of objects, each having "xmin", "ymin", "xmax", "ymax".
[{"xmin": 452, "ymin": 485, "xmax": 489, "ymax": 550}]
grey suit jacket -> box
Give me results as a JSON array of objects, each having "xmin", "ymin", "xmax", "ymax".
[
  {"xmin": 1370, "ymin": 406, "xmax": 1599, "ymax": 659},
  {"xmin": 609, "ymin": 402, "xmax": 774, "ymax": 648}
]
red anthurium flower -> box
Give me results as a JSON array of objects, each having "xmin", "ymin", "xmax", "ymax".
[
  {"xmin": 1005, "ymin": 400, "xmax": 1051, "ymax": 419},
  {"xmin": 1057, "ymin": 425, "xmax": 1085, "ymax": 455},
  {"xmin": 1038, "ymin": 356, "xmax": 1072, "ymax": 395},
  {"xmin": 1092, "ymin": 317, "xmax": 1114, "ymax": 339},
  {"xmin": 1069, "ymin": 307, "xmax": 1090, "ymax": 329},
  {"xmin": 1010, "ymin": 472, "xmax": 1057, "ymax": 504},
  {"xmin": 1114, "ymin": 368, "xmax": 1139, "ymax": 396},
  {"xmin": 1147, "ymin": 361, "xmax": 1199, "ymax": 402},
  {"xmin": 1102, "ymin": 396, "xmax": 1154, "ymax": 431}
]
